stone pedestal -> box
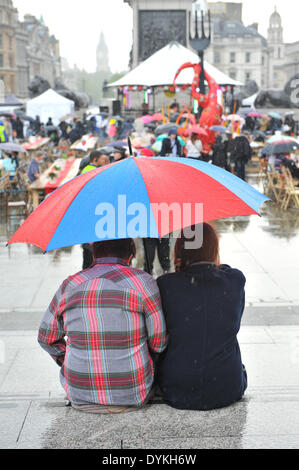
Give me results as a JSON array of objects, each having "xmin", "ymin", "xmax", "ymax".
[{"xmin": 125, "ymin": 0, "xmax": 194, "ymax": 68}]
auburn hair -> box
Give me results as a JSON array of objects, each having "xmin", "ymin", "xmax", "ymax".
[{"xmin": 175, "ymin": 223, "xmax": 220, "ymax": 272}]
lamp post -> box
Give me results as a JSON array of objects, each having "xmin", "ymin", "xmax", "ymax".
[{"xmin": 189, "ymin": 1, "xmax": 211, "ymax": 109}]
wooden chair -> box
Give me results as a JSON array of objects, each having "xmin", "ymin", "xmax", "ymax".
[
  {"xmin": 266, "ymin": 170, "xmax": 285, "ymax": 204},
  {"xmin": 5, "ymin": 166, "xmax": 29, "ymax": 220},
  {"xmin": 280, "ymin": 167, "xmax": 299, "ymax": 211}
]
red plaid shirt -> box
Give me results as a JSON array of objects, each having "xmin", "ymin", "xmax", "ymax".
[{"xmin": 38, "ymin": 258, "xmax": 167, "ymax": 407}]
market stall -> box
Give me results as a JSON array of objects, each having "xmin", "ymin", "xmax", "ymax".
[{"xmin": 29, "ymin": 157, "xmax": 81, "ymax": 210}]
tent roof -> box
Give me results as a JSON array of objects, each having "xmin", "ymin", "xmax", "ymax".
[
  {"xmin": 27, "ymin": 89, "xmax": 75, "ymax": 105},
  {"xmin": 109, "ymin": 41, "xmax": 243, "ymax": 88}
]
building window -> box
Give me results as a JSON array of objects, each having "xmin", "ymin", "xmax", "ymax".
[
  {"xmin": 214, "ymin": 51, "xmax": 221, "ymax": 64},
  {"xmin": 229, "ymin": 70, "xmax": 237, "ymax": 80},
  {"xmin": 0, "ymin": 34, "xmax": 2, "ymax": 49},
  {"xmin": 10, "ymin": 75, "xmax": 14, "ymax": 93},
  {"xmin": 230, "ymin": 52, "xmax": 236, "ymax": 63},
  {"xmin": 262, "ymin": 56, "xmax": 265, "ymax": 66},
  {"xmin": 9, "ymin": 55, "xmax": 13, "ymax": 68},
  {"xmin": 245, "ymin": 72, "xmax": 251, "ymax": 81},
  {"xmin": 246, "ymin": 52, "xmax": 251, "ymax": 63},
  {"xmin": 0, "ymin": 55, "xmax": 3, "ymax": 68},
  {"xmin": 9, "ymin": 37, "xmax": 12, "ymax": 50}
]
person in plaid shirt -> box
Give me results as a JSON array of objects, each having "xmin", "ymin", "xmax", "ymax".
[{"xmin": 38, "ymin": 239, "xmax": 167, "ymax": 414}]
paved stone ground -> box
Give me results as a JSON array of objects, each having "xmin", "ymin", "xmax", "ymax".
[{"xmin": 0, "ymin": 320, "xmax": 299, "ymax": 449}]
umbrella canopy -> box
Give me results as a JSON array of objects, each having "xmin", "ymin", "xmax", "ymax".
[
  {"xmin": 262, "ymin": 141, "xmax": 299, "ymax": 156},
  {"xmin": 151, "ymin": 113, "xmax": 163, "ymax": 121},
  {"xmin": 268, "ymin": 111, "xmax": 282, "ymax": 120},
  {"xmin": 8, "ymin": 157, "xmax": 269, "ymax": 252},
  {"xmin": 187, "ymin": 126, "xmax": 208, "ymax": 137},
  {"xmin": 227, "ymin": 115, "xmax": 245, "ymax": 123},
  {"xmin": 141, "ymin": 115, "xmax": 153, "ymax": 124},
  {"xmin": 0, "ymin": 143, "xmax": 28, "ymax": 154},
  {"xmin": 156, "ymin": 134, "xmax": 186, "ymax": 146},
  {"xmin": 155, "ymin": 123, "xmax": 180, "ymax": 136},
  {"xmin": 210, "ymin": 126, "xmax": 227, "ymax": 133},
  {"xmin": 267, "ymin": 135, "xmax": 298, "ymax": 144},
  {"xmin": 247, "ymin": 112, "xmax": 264, "ymax": 118}
]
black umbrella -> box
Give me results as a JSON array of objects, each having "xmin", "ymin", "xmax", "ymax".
[
  {"xmin": 0, "ymin": 112, "xmax": 14, "ymax": 118},
  {"xmin": 155, "ymin": 123, "xmax": 179, "ymax": 137},
  {"xmin": 253, "ymin": 131, "xmax": 266, "ymax": 142},
  {"xmin": 261, "ymin": 141, "xmax": 299, "ymax": 156},
  {"xmin": 144, "ymin": 122, "xmax": 156, "ymax": 131},
  {"xmin": 45, "ymin": 125, "xmax": 59, "ymax": 133}
]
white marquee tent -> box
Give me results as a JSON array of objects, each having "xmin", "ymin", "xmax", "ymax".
[
  {"xmin": 26, "ymin": 89, "xmax": 75, "ymax": 125},
  {"xmin": 109, "ymin": 41, "xmax": 243, "ymax": 89}
]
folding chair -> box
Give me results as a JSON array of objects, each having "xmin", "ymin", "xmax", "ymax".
[{"xmin": 281, "ymin": 167, "xmax": 299, "ymax": 211}]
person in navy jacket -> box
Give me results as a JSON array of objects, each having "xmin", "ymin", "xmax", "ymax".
[{"xmin": 157, "ymin": 223, "xmax": 247, "ymax": 411}]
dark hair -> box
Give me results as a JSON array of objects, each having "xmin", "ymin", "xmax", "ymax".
[
  {"xmin": 93, "ymin": 239, "xmax": 136, "ymax": 261},
  {"xmin": 90, "ymin": 150, "xmax": 102, "ymax": 164},
  {"xmin": 174, "ymin": 223, "xmax": 220, "ymax": 272}
]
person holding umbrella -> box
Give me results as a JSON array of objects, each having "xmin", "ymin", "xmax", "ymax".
[
  {"xmin": 38, "ymin": 238, "xmax": 167, "ymax": 413},
  {"xmin": 160, "ymin": 129, "xmax": 183, "ymax": 157},
  {"xmin": 156, "ymin": 223, "xmax": 247, "ymax": 411},
  {"xmin": 231, "ymin": 133, "xmax": 252, "ymax": 181}
]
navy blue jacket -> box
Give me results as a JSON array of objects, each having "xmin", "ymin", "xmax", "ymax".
[{"xmin": 157, "ymin": 263, "xmax": 247, "ymax": 410}]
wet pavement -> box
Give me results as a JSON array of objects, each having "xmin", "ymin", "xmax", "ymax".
[{"xmin": 0, "ymin": 174, "xmax": 299, "ymax": 449}]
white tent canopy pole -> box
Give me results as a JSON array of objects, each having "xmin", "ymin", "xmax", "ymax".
[{"xmin": 109, "ymin": 41, "xmax": 243, "ymax": 89}]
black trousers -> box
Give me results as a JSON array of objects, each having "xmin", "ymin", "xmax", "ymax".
[{"xmin": 143, "ymin": 238, "xmax": 170, "ymax": 274}]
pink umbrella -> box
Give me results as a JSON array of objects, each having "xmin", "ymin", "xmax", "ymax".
[
  {"xmin": 247, "ymin": 112, "xmax": 264, "ymax": 118},
  {"xmin": 151, "ymin": 113, "xmax": 163, "ymax": 121},
  {"xmin": 187, "ymin": 126, "xmax": 208, "ymax": 137},
  {"xmin": 141, "ymin": 115, "xmax": 153, "ymax": 124}
]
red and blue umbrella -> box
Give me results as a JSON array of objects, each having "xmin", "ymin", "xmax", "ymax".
[{"xmin": 8, "ymin": 157, "xmax": 269, "ymax": 252}]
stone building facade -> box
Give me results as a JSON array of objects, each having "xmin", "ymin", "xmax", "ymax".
[
  {"xmin": 0, "ymin": 0, "xmax": 61, "ymax": 99},
  {"xmin": 125, "ymin": 0, "xmax": 299, "ymax": 90},
  {"xmin": 0, "ymin": 0, "xmax": 18, "ymax": 95},
  {"xmin": 15, "ymin": 14, "xmax": 61, "ymax": 99}
]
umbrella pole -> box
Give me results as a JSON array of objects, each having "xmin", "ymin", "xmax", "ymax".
[{"xmin": 143, "ymin": 241, "xmax": 151, "ymax": 274}]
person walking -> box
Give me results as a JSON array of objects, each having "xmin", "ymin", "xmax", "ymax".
[
  {"xmin": 156, "ymin": 223, "xmax": 247, "ymax": 411},
  {"xmin": 230, "ymin": 133, "xmax": 252, "ymax": 181},
  {"xmin": 212, "ymin": 135, "xmax": 227, "ymax": 168},
  {"xmin": 38, "ymin": 239, "xmax": 167, "ymax": 413}
]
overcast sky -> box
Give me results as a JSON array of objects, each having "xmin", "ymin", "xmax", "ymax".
[{"xmin": 13, "ymin": 0, "xmax": 299, "ymax": 73}]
